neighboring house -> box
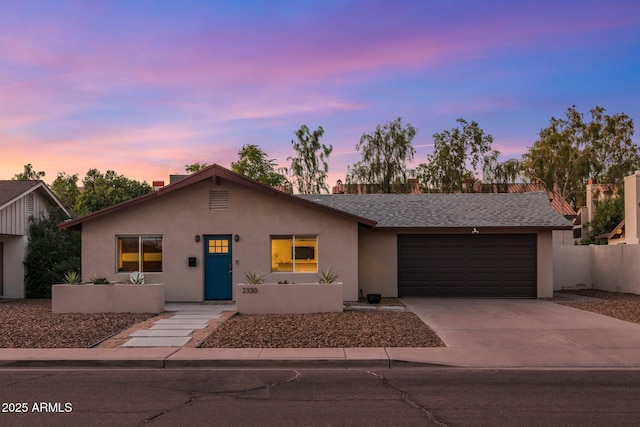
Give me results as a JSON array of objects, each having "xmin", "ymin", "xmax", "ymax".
[
  {"xmin": 0, "ymin": 180, "xmax": 69, "ymax": 298},
  {"xmin": 595, "ymin": 171, "xmax": 640, "ymax": 245},
  {"xmin": 59, "ymin": 165, "xmax": 571, "ymax": 302},
  {"xmin": 572, "ymin": 181, "xmax": 619, "ymax": 244}
]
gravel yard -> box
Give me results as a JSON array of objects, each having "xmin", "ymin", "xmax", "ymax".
[
  {"xmin": 553, "ymin": 290, "xmax": 640, "ymax": 324},
  {"xmin": 201, "ymin": 310, "xmax": 445, "ymax": 348},
  {"xmin": 0, "ymin": 299, "xmax": 156, "ymax": 348},
  {"xmin": 2, "ymin": 290, "xmax": 640, "ymax": 349}
]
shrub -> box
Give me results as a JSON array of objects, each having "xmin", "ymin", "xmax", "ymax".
[{"xmin": 25, "ymin": 208, "xmax": 81, "ymax": 298}]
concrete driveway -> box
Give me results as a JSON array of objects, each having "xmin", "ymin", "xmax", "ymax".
[{"xmin": 399, "ymin": 298, "xmax": 640, "ymax": 368}]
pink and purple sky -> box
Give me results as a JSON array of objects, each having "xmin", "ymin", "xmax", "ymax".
[{"xmin": 1, "ymin": 0, "xmax": 639, "ymax": 187}]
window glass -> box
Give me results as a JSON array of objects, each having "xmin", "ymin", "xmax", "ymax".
[
  {"xmin": 208, "ymin": 239, "xmax": 229, "ymax": 254},
  {"xmin": 118, "ymin": 237, "xmax": 139, "ymax": 272},
  {"xmin": 117, "ymin": 236, "xmax": 162, "ymax": 273},
  {"xmin": 142, "ymin": 237, "xmax": 163, "ymax": 272},
  {"xmin": 271, "ymin": 235, "xmax": 317, "ymax": 273}
]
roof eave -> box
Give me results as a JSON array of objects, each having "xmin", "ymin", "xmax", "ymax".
[{"xmin": 58, "ymin": 165, "xmax": 377, "ymax": 231}]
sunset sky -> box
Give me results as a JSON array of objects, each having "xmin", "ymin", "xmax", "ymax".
[{"xmin": 1, "ymin": 0, "xmax": 639, "ymax": 188}]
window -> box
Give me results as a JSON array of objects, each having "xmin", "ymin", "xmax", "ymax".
[
  {"xmin": 117, "ymin": 236, "xmax": 163, "ymax": 273},
  {"xmin": 208, "ymin": 239, "xmax": 229, "ymax": 254},
  {"xmin": 271, "ymin": 235, "xmax": 317, "ymax": 272}
]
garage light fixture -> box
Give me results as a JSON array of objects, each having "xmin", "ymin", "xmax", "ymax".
[{"xmin": 471, "ymin": 228, "xmax": 480, "ymax": 235}]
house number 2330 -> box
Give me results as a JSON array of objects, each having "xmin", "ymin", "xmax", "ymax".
[{"xmin": 242, "ymin": 287, "xmax": 258, "ymax": 294}]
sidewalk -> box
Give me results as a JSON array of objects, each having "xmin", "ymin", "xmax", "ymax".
[{"xmin": 2, "ymin": 299, "xmax": 640, "ymax": 369}]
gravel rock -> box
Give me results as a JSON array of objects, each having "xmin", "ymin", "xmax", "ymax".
[
  {"xmin": 0, "ymin": 299, "xmax": 156, "ymax": 348},
  {"xmin": 202, "ymin": 311, "xmax": 445, "ymax": 348},
  {"xmin": 555, "ymin": 290, "xmax": 640, "ymax": 324}
]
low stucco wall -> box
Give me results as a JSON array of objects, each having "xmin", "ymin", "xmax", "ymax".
[
  {"xmin": 554, "ymin": 244, "xmax": 640, "ymax": 294},
  {"xmin": 52, "ymin": 284, "xmax": 165, "ymax": 313},
  {"xmin": 235, "ymin": 283, "xmax": 343, "ymax": 314}
]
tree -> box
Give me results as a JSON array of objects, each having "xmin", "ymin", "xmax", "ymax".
[
  {"xmin": 417, "ymin": 118, "xmax": 495, "ymax": 193},
  {"xmin": 51, "ymin": 172, "xmax": 80, "ymax": 213},
  {"xmin": 521, "ymin": 106, "xmax": 637, "ymax": 209},
  {"xmin": 287, "ymin": 125, "xmax": 332, "ymax": 194},
  {"xmin": 24, "ymin": 208, "xmax": 81, "ymax": 298},
  {"xmin": 585, "ymin": 106, "xmax": 638, "ymax": 185},
  {"xmin": 74, "ymin": 169, "xmax": 152, "ymax": 215},
  {"xmin": 482, "ymin": 154, "xmax": 522, "ymax": 192},
  {"xmin": 346, "ymin": 118, "xmax": 417, "ymax": 193},
  {"xmin": 582, "ymin": 193, "xmax": 625, "ymax": 245},
  {"xmin": 231, "ymin": 144, "xmax": 288, "ymax": 187},
  {"xmin": 185, "ymin": 163, "xmax": 209, "ymax": 173},
  {"xmin": 13, "ymin": 163, "xmax": 45, "ymax": 180}
]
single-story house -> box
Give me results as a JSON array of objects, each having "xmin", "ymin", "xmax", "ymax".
[
  {"xmin": 59, "ymin": 164, "xmax": 572, "ymax": 301},
  {"xmin": 1, "ymin": 180, "xmax": 69, "ymax": 298}
]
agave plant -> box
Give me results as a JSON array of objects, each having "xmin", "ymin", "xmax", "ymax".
[
  {"xmin": 316, "ymin": 267, "xmax": 339, "ymax": 284},
  {"xmin": 244, "ymin": 271, "xmax": 267, "ymax": 284},
  {"xmin": 89, "ymin": 275, "xmax": 110, "ymax": 284},
  {"xmin": 63, "ymin": 271, "xmax": 82, "ymax": 285},
  {"xmin": 129, "ymin": 271, "xmax": 145, "ymax": 285}
]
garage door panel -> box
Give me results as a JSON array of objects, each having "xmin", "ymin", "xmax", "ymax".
[{"xmin": 398, "ymin": 234, "xmax": 537, "ymax": 298}]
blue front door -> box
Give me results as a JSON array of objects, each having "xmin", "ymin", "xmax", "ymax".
[{"xmin": 204, "ymin": 235, "xmax": 232, "ymax": 300}]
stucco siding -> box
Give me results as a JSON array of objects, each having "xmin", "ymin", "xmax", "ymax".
[
  {"xmin": 536, "ymin": 231, "xmax": 553, "ymax": 298},
  {"xmin": 80, "ymin": 179, "xmax": 360, "ymax": 302},
  {"xmin": 358, "ymin": 228, "xmax": 398, "ymax": 297}
]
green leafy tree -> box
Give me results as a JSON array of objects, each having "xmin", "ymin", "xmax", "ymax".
[
  {"xmin": 582, "ymin": 193, "xmax": 625, "ymax": 245},
  {"xmin": 51, "ymin": 172, "xmax": 80, "ymax": 213},
  {"xmin": 585, "ymin": 106, "xmax": 638, "ymax": 185},
  {"xmin": 231, "ymin": 144, "xmax": 288, "ymax": 187},
  {"xmin": 24, "ymin": 208, "xmax": 81, "ymax": 298},
  {"xmin": 74, "ymin": 169, "xmax": 152, "ymax": 215},
  {"xmin": 522, "ymin": 106, "xmax": 637, "ymax": 209},
  {"xmin": 346, "ymin": 118, "xmax": 417, "ymax": 193},
  {"xmin": 13, "ymin": 163, "xmax": 45, "ymax": 180},
  {"xmin": 482, "ymin": 153, "xmax": 523, "ymax": 192},
  {"xmin": 417, "ymin": 118, "xmax": 495, "ymax": 193},
  {"xmin": 185, "ymin": 163, "xmax": 209, "ymax": 173},
  {"xmin": 287, "ymin": 125, "xmax": 332, "ymax": 194}
]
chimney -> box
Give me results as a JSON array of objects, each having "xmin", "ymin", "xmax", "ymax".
[
  {"xmin": 623, "ymin": 171, "xmax": 640, "ymax": 244},
  {"xmin": 152, "ymin": 181, "xmax": 165, "ymax": 191},
  {"xmin": 586, "ymin": 178, "xmax": 598, "ymax": 224}
]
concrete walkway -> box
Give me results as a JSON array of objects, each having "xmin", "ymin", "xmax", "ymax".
[
  {"xmin": 3, "ymin": 299, "xmax": 640, "ymax": 369},
  {"xmin": 123, "ymin": 303, "xmax": 235, "ymax": 347}
]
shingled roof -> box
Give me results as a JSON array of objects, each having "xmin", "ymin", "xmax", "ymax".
[
  {"xmin": 298, "ymin": 192, "xmax": 572, "ymax": 230},
  {"xmin": 0, "ymin": 180, "xmax": 68, "ymax": 215},
  {"xmin": 0, "ymin": 180, "xmax": 41, "ymax": 206}
]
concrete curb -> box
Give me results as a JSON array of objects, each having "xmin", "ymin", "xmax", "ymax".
[{"xmin": 4, "ymin": 346, "xmax": 640, "ymax": 369}]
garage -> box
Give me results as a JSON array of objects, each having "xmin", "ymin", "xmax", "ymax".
[{"xmin": 398, "ymin": 234, "xmax": 537, "ymax": 298}]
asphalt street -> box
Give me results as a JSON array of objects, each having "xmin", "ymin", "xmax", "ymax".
[{"xmin": 1, "ymin": 368, "xmax": 639, "ymax": 426}]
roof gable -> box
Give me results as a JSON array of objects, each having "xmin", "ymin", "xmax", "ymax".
[
  {"xmin": 59, "ymin": 165, "xmax": 377, "ymax": 231},
  {"xmin": 0, "ymin": 180, "xmax": 68, "ymax": 215}
]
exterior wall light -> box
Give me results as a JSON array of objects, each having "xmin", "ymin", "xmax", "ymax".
[
  {"xmin": 234, "ymin": 234, "xmax": 240, "ymax": 242},
  {"xmin": 195, "ymin": 235, "xmax": 201, "ymax": 242}
]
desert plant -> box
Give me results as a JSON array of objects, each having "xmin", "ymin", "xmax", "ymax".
[
  {"xmin": 317, "ymin": 267, "xmax": 339, "ymax": 284},
  {"xmin": 129, "ymin": 271, "xmax": 145, "ymax": 284},
  {"xmin": 62, "ymin": 271, "xmax": 82, "ymax": 285},
  {"xmin": 277, "ymin": 280, "xmax": 294, "ymax": 284},
  {"xmin": 88, "ymin": 275, "xmax": 110, "ymax": 284},
  {"xmin": 244, "ymin": 271, "xmax": 267, "ymax": 284}
]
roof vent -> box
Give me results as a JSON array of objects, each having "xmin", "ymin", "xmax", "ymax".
[{"xmin": 209, "ymin": 191, "xmax": 229, "ymax": 210}]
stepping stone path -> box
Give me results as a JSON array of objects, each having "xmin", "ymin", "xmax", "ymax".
[{"xmin": 123, "ymin": 303, "xmax": 236, "ymax": 347}]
